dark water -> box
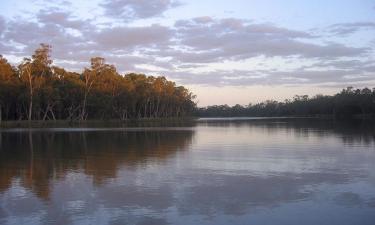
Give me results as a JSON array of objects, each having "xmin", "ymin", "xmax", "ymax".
[{"xmin": 0, "ymin": 119, "xmax": 374, "ymax": 225}]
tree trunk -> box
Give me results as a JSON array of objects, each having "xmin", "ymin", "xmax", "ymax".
[
  {"xmin": 0, "ymin": 104, "xmax": 2, "ymax": 124},
  {"xmin": 27, "ymin": 66, "xmax": 33, "ymax": 121},
  {"xmin": 81, "ymin": 92, "xmax": 88, "ymax": 121},
  {"xmin": 144, "ymin": 99, "xmax": 149, "ymax": 118},
  {"xmin": 50, "ymin": 108, "xmax": 56, "ymax": 120},
  {"xmin": 28, "ymin": 94, "xmax": 33, "ymax": 121},
  {"xmin": 42, "ymin": 105, "xmax": 49, "ymax": 121},
  {"xmin": 156, "ymin": 97, "xmax": 161, "ymax": 117}
]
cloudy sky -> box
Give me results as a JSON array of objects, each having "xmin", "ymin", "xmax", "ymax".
[{"xmin": 0, "ymin": 0, "xmax": 375, "ymax": 106}]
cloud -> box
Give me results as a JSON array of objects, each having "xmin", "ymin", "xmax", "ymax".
[
  {"xmin": 5, "ymin": 21, "xmax": 62, "ymax": 46},
  {"xmin": 0, "ymin": 13, "xmax": 176, "ymax": 71},
  {"xmin": 0, "ymin": 16, "xmax": 5, "ymax": 35},
  {"xmin": 328, "ymin": 22, "xmax": 375, "ymax": 35},
  {"xmin": 162, "ymin": 62, "xmax": 375, "ymax": 87},
  {"xmin": 0, "ymin": 6, "xmax": 373, "ymax": 88},
  {"xmin": 308, "ymin": 59, "xmax": 375, "ymax": 71},
  {"xmin": 93, "ymin": 24, "xmax": 172, "ymax": 50},
  {"xmin": 192, "ymin": 16, "xmax": 214, "ymax": 24},
  {"xmin": 100, "ymin": 0, "xmax": 181, "ymax": 21},
  {"xmin": 2, "ymin": 18, "xmax": 95, "ymax": 66},
  {"xmin": 269, "ymin": 69, "xmax": 371, "ymax": 85},
  {"xmin": 36, "ymin": 9, "xmax": 88, "ymax": 30},
  {"xmin": 168, "ymin": 17, "xmax": 367, "ymax": 63}
]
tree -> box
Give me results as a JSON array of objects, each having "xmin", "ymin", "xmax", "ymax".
[
  {"xmin": 196, "ymin": 87, "xmax": 375, "ymax": 118},
  {"xmin": 19, "ymin": 58, "xmax": 33, "ymax": 120},
  {"xmin": 0, "ymin": 46, "xmax": 197, "ymax": 121},
  {"xmin": 80, "ymin": 57, "xmax": 105, "ymax": 120},
  {"xmin": 0, "ymin": 55, "xmax": 17, "ymax": 122},
  {"xmin": 18, "ymin": 44, "xmax": 52, "ymax": 120}
]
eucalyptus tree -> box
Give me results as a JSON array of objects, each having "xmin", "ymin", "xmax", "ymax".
[
  {"xmin": 0, "ymin": 45, "xmax": 197, "ymax": 121},
  {"xmin": 18, "ymin": 44, "xmax": 53, "ymax": 120},
  {"xmin": 80, "ymin": 57, "xmax": 105, "ymax": 120},
  {"xmin": 19, "ymin": 58, "xmax": 33, "ymax": 120},
  {"xmin": 0, "ymin": 56, "xmax": 17, "ymax": 122},
  {"xmin": 53, "ymin": 66, "xmax": 84, "ymax": 120}
]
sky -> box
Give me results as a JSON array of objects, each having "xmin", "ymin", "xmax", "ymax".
[{"xmin": 0, "ymin": 0, "xmax": 375, "ymax": 106}]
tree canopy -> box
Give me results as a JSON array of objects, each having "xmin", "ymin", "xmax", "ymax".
[
  {"xmin": 1, "ymin": 44, "xmax": 373, "ymax": 121},
  {"xmin": 196, "ymin": 87, "xmax": 375, "ymax": 118},
  {"xmin": 0, "ymin": 44, "xmax": 196, "ymax": 121}
]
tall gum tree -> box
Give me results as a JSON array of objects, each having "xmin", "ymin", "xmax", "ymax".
[
  {"xmin": 19, "ymin": 58, "xmax": 33, "ymax": 121},
  {"xmin": 80, "ymin": 57, "xmax": 105, "ymax": 120},
  {"xmin": 0, "ymin": 55, "xmax": 17, "ymax": 123},
  {"xmin": 0, "ymin": 45, "xmax": 197, "ymax": 121},
  {"xmin": 19, "ymin": 44, "xmax": 52, "ymax": 121}
]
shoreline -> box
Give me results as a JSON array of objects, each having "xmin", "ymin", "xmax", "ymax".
[
  {"xmin": 1, "ymin": 115, "xmax": 373, "ymax": 128},
  {"xmin": 0, "ymin": 117, "xmax": 197, "ymax": 128}
]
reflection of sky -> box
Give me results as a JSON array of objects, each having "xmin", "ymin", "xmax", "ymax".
[
  {"xmin": 192, "ymin": 126, "xmax": 374, "ymax": 174},
  {"xmin": 0, "ymin": 120, "xmax": 375, "ymax": 224}
]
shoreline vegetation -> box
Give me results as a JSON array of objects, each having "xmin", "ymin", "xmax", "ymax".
[
  {"xmin": 1, "ymin": 115, "xmax": 374, "ymax": 129},
  {"xmin": 0, "ymin": 117, "xmax": 198, "ymax": 128},
  {"xmin": 196, "ymin": 87, "xmax": 375, "ymax": 119},
  {"xmin": 0, "ymin": 44, "xmax": 196, "ymax": 123},
  {"xmin": 1, "ymin": 44, "xmax": 374, "ymax": 126}
]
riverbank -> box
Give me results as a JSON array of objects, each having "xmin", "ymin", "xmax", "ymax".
[
  {"xmin": 0, "ymin": 117, "xmax": 197, "ymax": 128},
  {"xmin": 1, "ymin": 115, "xmax": 374, "ymax": 128},
  {"xmin": 195, "ymin": 114, "xmax": 375, "ymax": 120}
]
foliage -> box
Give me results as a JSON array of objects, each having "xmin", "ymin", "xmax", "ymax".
[
  {"xmin": 0, "ymin": 44, "xmax": 196, "ymax": 121},
  {"xmin": 196, "ymin": 87, "xmax": 375, "ymax": 118}
]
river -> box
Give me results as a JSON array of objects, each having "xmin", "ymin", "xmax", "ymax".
[{"xmin": 0, "ymin": 118, "xmax": 374, "ymax": 225}]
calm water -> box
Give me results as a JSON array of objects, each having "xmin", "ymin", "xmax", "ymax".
[{"xmin": 0, "ymin": 119, "xmax": 375, "ymax": 225}]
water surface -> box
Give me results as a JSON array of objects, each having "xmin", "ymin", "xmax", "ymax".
[{"xmin": 0, "ymin": 119, "xmax": 374, "ymax": 225}]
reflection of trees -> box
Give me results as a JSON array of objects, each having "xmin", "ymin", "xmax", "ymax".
[
  {"xmin": 200, "ymin": 119, "xmax": 375, "ymax": 145},
  {"xmin": 0, "ymin": 129, "xmax": 194, "ymax": 199}
]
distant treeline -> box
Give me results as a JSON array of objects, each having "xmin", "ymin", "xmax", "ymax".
[
  {"xmin": 0, "ymin": 44, "xmax": 196, "ymax": 121},
  {"xmin": 196, "ymin": 87, "xmax": 375, "ymax": 118}
]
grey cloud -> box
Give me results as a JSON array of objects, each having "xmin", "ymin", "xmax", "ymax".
[
  {"xmin": 0, "ymin": 16, "xmax": 5, "ymax": 35},
  {"xmin": 329, "ymin": 22, "xmax": 375, "ymax": 35},
  {"xmin": 36, "ymin": 9, "xmax": 88, "ymax": 30},
  {"xmin": 0, "ymin": 43, "xmax": 16, "ymax": 54},
  {"xmin": 35, "ymin": 0, "xmax": 72, "ymax": 6},
  {"xmin": 5, "ymin": 21, "xmax": 66, "ymax": 51},
  {"xmin": 160, "ymin": 41, "xmax": 365, "ymax": 64},
  {"xmin": 3, "ymin": 19, "xmax": 90, "ymax": 63},
  {"xmin": 257, "ymin": 69, "xmax": 373, "ymax": 86},
  {"xmin": 163, "ymin": 66, "xmax": 375, "ymax": 87},
  {"xmin": 93, "ymin": 24, "xmax": 172, "ymax": 50},
  {"xmin": 164, "ymin": 70, "xmax": 270, "ymax": 86},
  {"xmin": 175, "ymin": 17, "xmax": 312, "ymax": 39},
  {"xmin": 1, "ymin": 11, "xmax": 373, "ymax": 88},
  {"xmin": 192, "ymin": 16, "xmax": 214, "ymax": 24},
  {"xmin": 269, "ymin": 69, "xmax": 369, "ymax": 84},
  {"xmin": 177, "ymin": 64, "xmax": 206, "ymax": 69},
  {"xmin": 1, "ymin": 15, "xmax": 173, "ymax": 71},
  {"xmin": 104, "ymin": 54, "xmax": 174, "ymax": 71},
  {"xmin": 100, "ymin": 0, "xmax": 181, "ymax": 21},
  {"xmin": 308, "ymin": 60, "xmax": 375, "ymax": 72},
  {"xmin": 169, "ymin": 18, "xmax": 367, "ymax": 63},
  {"xmin": 51, "ymin": 49, "xmax": 167, "ymax": 72}
]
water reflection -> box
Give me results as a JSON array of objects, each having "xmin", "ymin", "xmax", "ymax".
[
  {"xmin": 199, "ymin": 118, "xmax": 375, "ymax": 146},
  {"xmin": 0, "ymin": 130, "xmax": 194, "ymax": 199},
  {"xmin": 0, "ymin": 119, "xmax": 374, "ymax": 225}
]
